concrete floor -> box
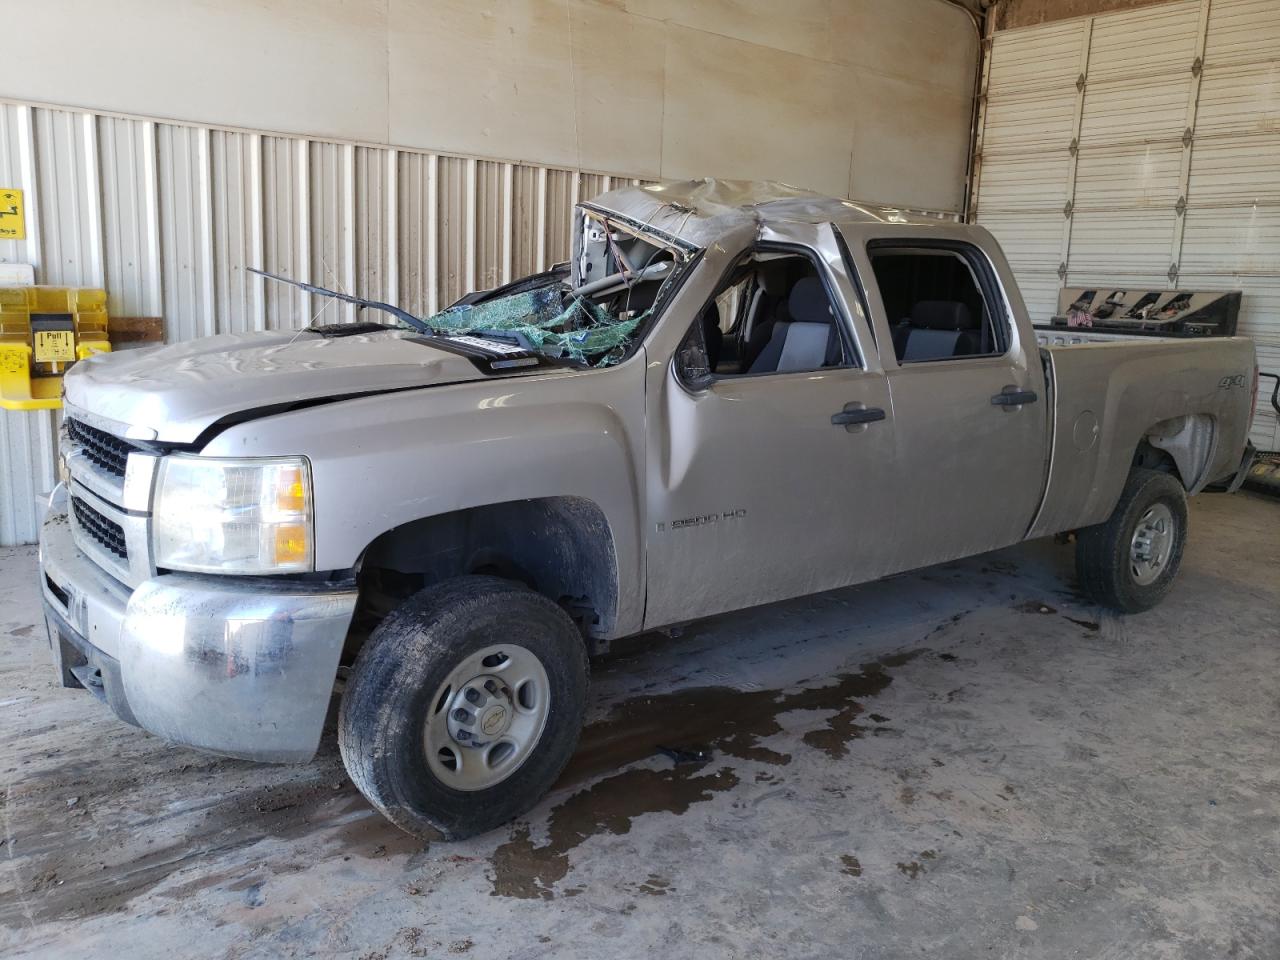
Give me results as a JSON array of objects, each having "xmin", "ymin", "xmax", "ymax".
[{"xmin": 1, "ymin": 492, "xmax": 1277, "ymax": 960}]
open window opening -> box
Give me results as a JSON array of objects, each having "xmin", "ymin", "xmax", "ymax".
[
  {"xmin": 868, "ymin": 242, "xmax": 1009, "ymax": 364},
  {"xmin": 677, "ymin": 248, "xmax": 855, "ymax": 382}
]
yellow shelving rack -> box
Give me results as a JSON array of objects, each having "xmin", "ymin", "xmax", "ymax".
[{"xmin": 0, "ymin": 286, "xmax": 112, "ymax": 410}]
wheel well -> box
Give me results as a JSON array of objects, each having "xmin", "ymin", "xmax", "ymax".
[
  {"xmin": 1137, "ymin": 414, "xmax": 1216, "ymax": 493},
  {"xmin": 1132, "ymin": 439, "xmax": 1179, "ymax": 478},
  {"xmin": 353, "ymin": 496, "xmax": 619, "ymax": 655}
]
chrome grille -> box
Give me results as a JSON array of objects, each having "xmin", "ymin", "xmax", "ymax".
[
  {"xmin": 71, "ymin": 496, "xmax": 128, "ymax": 560},
  {"xmin": 66, "ymin": 419, "xmax": 142, "ymax": 479}
]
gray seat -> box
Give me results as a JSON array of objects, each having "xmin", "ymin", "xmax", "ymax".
[
  {"xmin": 742, "ymin": 261, "xmax": 792, "ymax": 371},
  {"xmin": 748, "ymin": 277, "xmax": 841, "ymax": 374},
  {"xmin": 897, "ymin": 300, "xmax": 979, "ymax": 362}
]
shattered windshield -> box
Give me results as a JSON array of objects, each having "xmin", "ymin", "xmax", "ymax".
[
  {"xmin": 418, "ymin": 213, "xmax": 685, "ymax": 366},
  {"xmin": 421, "ymin": 282, "xmax": 643, "ymax": 366},
  {"xmin": 255, "ymin": 211, "xmax": 689, "ymax": 367}
]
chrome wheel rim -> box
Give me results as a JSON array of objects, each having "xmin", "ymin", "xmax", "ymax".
[
  {"xmin": 1130, "ymin": 502, "xmax": 1175, "ymax": 586},
  {"xmin": 424, "ymin": 643, "xmax": 550, "ymax": 792}
]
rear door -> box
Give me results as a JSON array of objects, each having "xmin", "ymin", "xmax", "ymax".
[{"xmin": 840, "ymin": 229, "xmax": 1048, "ymax": 569}]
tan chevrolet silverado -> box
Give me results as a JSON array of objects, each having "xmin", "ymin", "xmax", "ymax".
[{"xmin": 40, "ymin": 180, "xmax": 1259, "ymax": 838}]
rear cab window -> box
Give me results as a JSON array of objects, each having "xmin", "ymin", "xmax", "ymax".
[{"xmin": 864, "ymin": 240, "xmax": 1011, "ymax": 365}]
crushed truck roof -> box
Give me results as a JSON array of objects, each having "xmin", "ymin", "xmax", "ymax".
[{"xmin": 584, "ymin": 178, "xmax": 953, "ymax": 248}]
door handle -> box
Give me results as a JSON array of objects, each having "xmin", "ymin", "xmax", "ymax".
[
  {"xmin": 991, "ymin": 385, "xmax": 1038, "ymax": 407},
  {"xmin": 831, "ymin": 405, "xmax": 886, "ymax": 426}
]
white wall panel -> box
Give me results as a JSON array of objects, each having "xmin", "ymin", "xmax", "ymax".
[
  {"xmin": 157, "ymin": 124, "xmax": 215, "ymax": 344},
  {"xmin": 1077, "ymin": 75, "xmax": 1192, "ymax": 146},
  {"xmin": 98, "ymin": 116, "xmax": 161, "ymax": 318},
  {"xmin": 0, "ymin": 0, "xmax": 977, "ymax": 215},
  {"xmin": 0, "ymin": 105, "xmax": 40, "ymax": 271},
  {"xmin": 1085, "ymin": 0, "xmax": 1201, "ymax": 81},
  {"xmin": 509, "ymin": 164, "xmax": 543, "ymax": 282},
  {"xmin": 1180, "ymin": 207, "xmax": 1280, "ymax": 276},
  {"xmin": 261, "ymin": 136, "xmax": 308, "ymax": 331},
  {"xmin": 1195, "ymin": 64, "xmax": 1280, "ymax": 137},
  {"xmin": 976, "ymin": 155, "xmax": 1071, "ymax": 213},
  {"xmin": 986, "ymin": 21, "xmax": 1087, "ymax": 93},
  {"xmin": 981, "ymin": 89, "xmax": 1080, "ymax": 157},
  {"xmin": 0, "ymin": 409, "xmax": 57, "ymax": 548},
  {"xmin": 355, "ymin": 146, "xmax": 393, "ymax": 308},
  {"xmin": 307, "ymin": 141, "xmax": 357, "ymax": 326},
  {"xmin": 1068, "ymin": 209, "xmax": 1181, "ymax": 281},
  {"xmin": 0, "ymin": 0, "xmax": 392, "ymax": 146},
  {"xmin": 210, "ymin": 130, "xmax": 264, "ymax": 335},
  {"xmin": 475, "ymin": 161, "xmax": 506, "ymax": 295},
  {"xmin": 1203, "ymin": 0, "xmax": 1280, "ymax": 65},
  {"xmin": 1073, "ymin": 143, "xmax": 1183, "ymax": 211},
  {"xmin": 976, "ymin": 211, "xmax": 1063, "ymax": 321},
  {"xmin": 1185, "ymin": 134, "xmax": 1280, "ymax": 205},
  {"xmin": 34, "ymin": 109, "xmax": 101, "ymax": 289},
  {"xmin": 395, "ymin": 151, "xmax": 435, "ymax": 320}
]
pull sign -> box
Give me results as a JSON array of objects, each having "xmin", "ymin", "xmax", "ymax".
[{"xmin": 0, "ymin": 188, "xmax": 25, "ymax": 240}]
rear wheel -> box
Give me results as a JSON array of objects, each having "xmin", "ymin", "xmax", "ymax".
[
  {"xmin": 1074, "ymin": 468, "xmax": 1188, "ymax": 613},
  {"xmin": 339, "ymin": 575, "xmax": 589, "ymax": 839}
]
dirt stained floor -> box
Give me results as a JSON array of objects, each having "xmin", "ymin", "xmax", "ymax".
[{"xmin": 1, "ymin": 493, "xmax": 1278, "ymax": 958}]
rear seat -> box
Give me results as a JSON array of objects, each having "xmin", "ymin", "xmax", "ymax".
[{"xmin": 892, "ymin": 300, "xmax": 979, "ymax": 362}]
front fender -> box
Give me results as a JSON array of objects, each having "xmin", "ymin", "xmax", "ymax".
[{"xmin": 201, "ymin": 358, "xmax": 648, "ymax": 635}]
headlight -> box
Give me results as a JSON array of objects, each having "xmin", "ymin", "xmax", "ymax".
[{"xmin": 153, "ymin": 455, "xmax": 314, "ymax": 574}]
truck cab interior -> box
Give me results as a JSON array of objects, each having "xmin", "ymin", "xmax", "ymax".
[
  {"xmin": 679, "ymin": 251, "xmax": 854, "ymax": 380},
  {"xmin": 866, "ymin": 243, "xmax": 1007, "ymax": 363}
]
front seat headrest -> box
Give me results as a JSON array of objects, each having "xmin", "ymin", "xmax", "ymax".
[
  {"xmin": 788, "ymin": 277, "xmax": 831, "ymax": 324},
  {"xmin": 911, "ymin": 300, "xmax": 972, "ymax": 331}
]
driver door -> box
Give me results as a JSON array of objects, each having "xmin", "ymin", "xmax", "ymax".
[{"xmin": 642, "ymin": 223, "xmax": 898, "ymax": 629}]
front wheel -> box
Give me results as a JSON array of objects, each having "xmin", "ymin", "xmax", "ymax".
[
  {"xmin": 338, "ymin": 576, "xmax": 589, "ymax": 840},
  {"xmin": 1074, "ymin": 468, "xmax": 1188, "ymax": 613}
]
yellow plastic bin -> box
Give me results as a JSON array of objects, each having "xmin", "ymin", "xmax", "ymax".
[{"xmin": 0, "ymin": 286, "xmax": 112, "ymax": 410}]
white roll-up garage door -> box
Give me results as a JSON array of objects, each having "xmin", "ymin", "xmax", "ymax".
[{"xmin": 974, "ymin": 0, "xmax": 1280, "ymax": 450}]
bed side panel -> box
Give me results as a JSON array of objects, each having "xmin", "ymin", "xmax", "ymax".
[{"xmin": 1027, "ymin": 337, "xmax": 1255, "ymax": 538}]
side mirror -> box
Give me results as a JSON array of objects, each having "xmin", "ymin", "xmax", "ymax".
[{"xmin": 674, "ymin": 323, "xmax": 712, "ymax": 385}]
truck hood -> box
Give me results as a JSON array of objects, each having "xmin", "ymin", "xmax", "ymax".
[{"xmin": 63, "ymin": 329, "xmax": 508, "ymax": 444}]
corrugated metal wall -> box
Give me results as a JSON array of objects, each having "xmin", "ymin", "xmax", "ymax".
[{"xmin": 0, "ymin": 99, "xmax": 656, "ymax": 545}]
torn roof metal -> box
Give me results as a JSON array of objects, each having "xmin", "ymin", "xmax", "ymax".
[{"xmin": 583, "ymin": 178, "xmax": 951, "ymax": 248}]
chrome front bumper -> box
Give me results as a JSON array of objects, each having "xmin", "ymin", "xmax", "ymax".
[{"xmin": 39, "ymin": 484, "xmax": 358, "ymax": 763}]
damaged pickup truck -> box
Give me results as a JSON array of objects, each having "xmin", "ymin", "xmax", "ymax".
[{"xmin": 40, "ymin": 180, "xmax": 1259, "ymax": 839}]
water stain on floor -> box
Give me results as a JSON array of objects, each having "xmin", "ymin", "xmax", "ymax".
[
  {"xmin": 490, "ymin": 766, "xmax": 740, "ymax": 899},
  {"xmin": 490, "ymin": 650, "xmax": 923, "ymax": 899},
  {"xmin": 5, "ymin": 648, "xmax": 926, "ymax": 918}
]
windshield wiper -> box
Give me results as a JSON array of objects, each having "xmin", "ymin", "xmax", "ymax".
[{"xmin": 248, "ymin": 267, "xmax": 434, "ymax": 334}]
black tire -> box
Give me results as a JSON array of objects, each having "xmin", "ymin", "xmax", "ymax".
[
  {"xmin": 338, "ymin": 575, "xmax": 589, "ymax": 840},
  {"xmin": 1075, "ymin": 468, "xmax": 1188, "ymax": 613}
]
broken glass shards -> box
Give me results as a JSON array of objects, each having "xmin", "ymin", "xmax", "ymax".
[
  {"xmin": 423, "ymin": 285, "xmax": 649, "ymax": 367},
  {"xmin": 427, "ymin": 286, "xmax": 565, "ymax": 336}
]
